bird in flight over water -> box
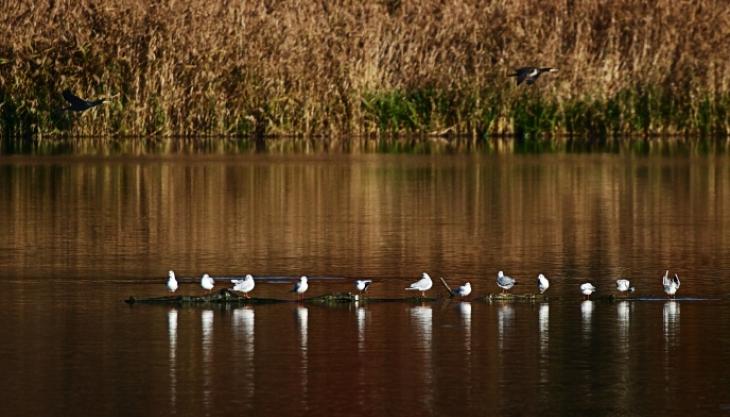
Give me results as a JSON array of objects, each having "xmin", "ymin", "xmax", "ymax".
[
  {"xmin": 509, "ymin": 67, "xmax": 558, "ymax": 85},
  {"xmin": 62, "ymin": 89, "xmax": 113, "ymax": 112}
]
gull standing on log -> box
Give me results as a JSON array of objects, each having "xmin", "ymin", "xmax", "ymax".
[
  {"xmin": 167, "ymin": 270, "xmax": 178, "ymax": 293},
  {"xmin": 451, "ymin": 282, "xmax": 472, "ymax": 298},
  {"xmin": 616, "ymin": 279, "xmax": 635, "ymax": 296},
  {"xmin": 580, "ymin": 283, "xmax": 596, "ymax": 300},
  {"xmin": 292, "ymin": 276, "xmax": 309, "ymax": 301},
  {"xmin": 497, "ymin": 271, "xmax": 516, "ymax": 293},
  {"xmin": 355, "ymin": 279, "xmax": 373, "ymax": 294},
  {"xmin": 405, "ymin": 273, "xmax": 433, "ymax": 297},
  {"xmin": 662, "ymin": 270, "xmax": 680, "ymax": 298},
  {"xmin": 231, "ymin": 274, "xmax": 255, "ymax": 298},
  {"xmin": 537, "ymin": 273, "xmax": 550, "ymax": 294},
  {"xmin": 201, "ymin": 273, "xmax": 215, "ymax": 293}
]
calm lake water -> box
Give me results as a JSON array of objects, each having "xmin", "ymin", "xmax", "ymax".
[{"xmin": 1, "ymin": 138, "xmax": 730, "ymax": 416}]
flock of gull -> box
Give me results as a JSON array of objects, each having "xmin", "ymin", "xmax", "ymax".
[{"xmin": 164, "ymin": 269, "xmax": 683, "ymax": 300}]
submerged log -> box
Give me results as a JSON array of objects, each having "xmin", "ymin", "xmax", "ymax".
[
  {"xmin": 125, "ymin": 290, "xmax": 437, "ymax": 306},
  {"xmin": 305, "ymin": 292, "xmax": 436, "ymax": 304},
  {"xmin": 125, "ymin": 289, "xmax": 286, "ymax": 305},
  {"xmin": 479, "ymin": 293, "xmax": 550, "ymax": 302}
]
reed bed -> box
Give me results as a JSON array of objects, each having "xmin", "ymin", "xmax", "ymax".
[{"xmin": 1, "ymin": 0, "xmax": 728, "ymax": 138}]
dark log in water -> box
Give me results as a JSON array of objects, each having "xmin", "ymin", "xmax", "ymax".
[
  {"xmin": 125, "ymin": 289, "xmax": 286, "ymax": 305},
  {"xmin": 125, "ymin": 289, "xmax": 436, "ymax": 306},
  {"xmin": 126, "ymin": 289, "xmax": 719, "ymax": 306},
  {"xmin": 478, "ymin": 293, "xmax": 550, "ymax": 302}
]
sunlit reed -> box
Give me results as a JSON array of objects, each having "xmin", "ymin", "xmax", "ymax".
[{"xmin": 0, "ymin": 1, "xmax": 728, "ymax": 138}]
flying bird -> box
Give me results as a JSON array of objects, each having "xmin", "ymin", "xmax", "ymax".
[
  {"xmin": 662, "ymin": 270, "xmax": 680, "ymax": 298},
  {"xmin": 405, "ymin": 272, "xmax": 433, "ymax": 297},
  {"xmin": 231, "ymin": 274, "xmax": 255, "ymax": 298},
  {"xmin": 62, "ymin": 89, "xmax": 112, "ymax": 112},
  {"xmin": 537, "ymin": 273, "xmax": 550, "ymax": 294},
  {"xmin": 200, "ymin": 273, "xmax": 215, "ymax": 293},
  {"xmin": 292, "ymin": 276, "xmax": 309, "ymax": 300},
  {"xmin": 497, "ymin": 271, "xmax": 516, "ymax": 293},
  {"xmin": 509, "ymin": 67, "xmax": 558, "ymax": 85},
  {"xmin": 580, "ymin": 283, "xmax": 596, "ymax": 299},
  {"xmin": 166, "ymin": 270, "xmax": 178, "ymax": 293}
]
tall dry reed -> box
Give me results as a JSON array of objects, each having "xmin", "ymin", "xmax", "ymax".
[{"xmin": 1, "ymin": 0, "xmax": 729, "ymax": 137}]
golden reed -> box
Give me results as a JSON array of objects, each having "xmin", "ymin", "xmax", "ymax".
[{"xmin": 1, "ymin": 0, "xmax": 728, "ymax": 137}]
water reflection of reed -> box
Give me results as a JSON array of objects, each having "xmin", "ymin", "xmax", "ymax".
[
  {"xmin": 3, "ymin": 137, "xmax": 729, "ymax": 157},
  {"xmin": 2, "ymin": 154, "xmax": 730, "ymax": 289}
]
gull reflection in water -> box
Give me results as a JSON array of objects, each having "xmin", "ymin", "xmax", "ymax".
[
  {"xmin": 581, "ymin": 300, "xmax": 594, "ymax": 340},
  {"xmin": 296, "ymin": 306, "xmax": 309, "ymax": 412},
  {"xmin": 497, "ymin": 304, "xmax": 514, "ymax": 351},
  {"xmin": 615, "ymin": 301, "xmax": 632, "ymax": 404},
  {"xmin": 663, "ymin": 301, "xmax": 680, "ymax": 347},
  {"xmin": 410, "ymin": 305, "xmax": 433, "ymax": 410},
  {"xmin": 168, "ymin": 309, "xmax": 178, "ymax": 410},
  {"xmin": 355, "ymin": 304, "xmax": 370, "ymax": 409},
  {"xmin": 538, "ymin": 303, "xmax": 549, "ymax": 347},
  {"xmin": 458, "ymin": 302, "xmax": 473, "ymax": 405},
  {"xmin": 617, "ymin": 301, "xmax": 631, "ymax": 343},
  {"xmin": 411, "ymin": 305, "xmax": 433, "ymax": 344},
  {"xmin": 356, "ymin": 305, "xmax": 368, "ymax": 352},
  {"xmin": 662, "ymin": 301, "xmax": 680, "ymax": 388},
  {"xmin": 460, "ymin": 302, "xmax": 472, "ymax": 352},
  {"xmin": 201, "ymin": 309, "xmax": 214, "ymax": 411},
  {"xmin": 538, "ymin": 303, "xmax": 549, "ymax": 384},
  {"xmin": 233, "ymin": 307, "xmax": 255, "ymax": 403}
]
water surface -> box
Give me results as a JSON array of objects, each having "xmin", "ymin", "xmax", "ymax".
[{"xmin": 1, "ymin": 140, "xmax": 729, "ymax": 416}]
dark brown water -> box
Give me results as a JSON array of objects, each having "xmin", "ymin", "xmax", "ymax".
[{"xmin": 1, "ymin": 140, "xmax": 730, "ymax": 416}]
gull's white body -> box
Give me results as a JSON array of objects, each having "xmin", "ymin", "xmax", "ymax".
[
  {"xmin": 293, "ymin": 276, "xmax": 309, "ymax": 296},
  {"xmin": 405, "ymin": 273, "xmax": 433, "ymax": 295},
  {"xmin": 201, "ymin": 274, "xmax": 215, "ymax": 291},
  {"xmin": 616, "ymin": 279, "xmax": 634, "ymax": 294},
  {"xmin": 232, "ymin": 274, "xmax": 255, "ymax": 296},
  {"xmin": 537, "ymin": 273, "xmax": 550, "ymax": 294},
  {"xmin": 355, "ymin": 279, "xmax": 373, "ymax": 292},
  {"xmin": 167, "ymin": 270, "xmax": 178, "ymax": 293},
  {"xmin": 662, "ymin": 270, "xmax": 680, "ymax": 297},
  {"xmin": 580, "ymin": 283, "xmax": 596, "ymax": 298},
  {"xmin": 497, "ymin": 271, "xmax": 516, "ymax": 292},
  {"xmin": 452, "ymin": 282, "xmax": 472, "ymax": 298}
]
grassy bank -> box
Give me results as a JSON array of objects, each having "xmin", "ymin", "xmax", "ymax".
[{"xmin": 1, "ymin": 1, "xmax": 729, "ymax": 138}]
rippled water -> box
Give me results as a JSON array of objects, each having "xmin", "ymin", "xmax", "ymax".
[{"xmin": 1, "ymin": 140, "xmax": 730, "ymax": 416}]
